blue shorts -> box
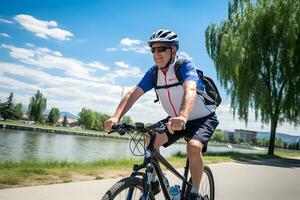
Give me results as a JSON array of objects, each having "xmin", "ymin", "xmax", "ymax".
[{"xmin": 155, "ymin": 112, "xmax": 219, "ymax": 153}]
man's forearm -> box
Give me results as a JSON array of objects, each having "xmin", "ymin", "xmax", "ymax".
[
  {"xmin": 113, "ymin": 86, "xmax": 144, "ymax": 121},
  {"xmin": 179, "ymin": 83, "xmax": 197, "ymax": 120},
  {"xmin": 113, "ymin": 92, "xmax": 131, "ymax": 121}
]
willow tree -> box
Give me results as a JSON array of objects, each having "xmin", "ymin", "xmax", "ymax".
[
  {"xmin": 28, "ymin": 90, "xmax": 47, "ymax": 122},
  {"xmin": 205, "ymin": 0, "xmax": 300, "ymax": 155}
]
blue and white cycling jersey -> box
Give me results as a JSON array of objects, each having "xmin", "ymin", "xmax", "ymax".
[{"xmin": 138, "ymin": 58, "xmax": 215, "ymax": 120}]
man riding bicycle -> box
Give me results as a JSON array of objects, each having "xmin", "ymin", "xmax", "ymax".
[{"xmin": 105, "ymin": 29, "xmax": 219, "ymax": 200}]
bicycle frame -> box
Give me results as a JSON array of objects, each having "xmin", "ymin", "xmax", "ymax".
[{"xmin": 127, "ymin": 131, "xmax": 193, "ymax": 200}]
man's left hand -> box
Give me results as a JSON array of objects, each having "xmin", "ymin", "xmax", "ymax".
[{"xmin": 167, "ymin": 115, "xmax": 187, "ymax": 134}]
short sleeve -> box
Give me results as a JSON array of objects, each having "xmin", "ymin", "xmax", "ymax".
[
  {"xmin": 180, "ymin": 60, "xmax": 205, "ymax": 91},
  {"xmin": 137, "ymin": 66, "xmax": 155, "ymax": 93}
]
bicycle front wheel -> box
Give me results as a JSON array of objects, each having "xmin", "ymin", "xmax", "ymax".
[
  {"xmin": 187, "ymin": 165, "xmax": 215, "ymax": 200},
  {"xmin": 101, "ymin": 176, "xmax": 155, "ymax": 200}
]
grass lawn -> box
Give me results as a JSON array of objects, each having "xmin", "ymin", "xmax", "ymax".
[{"xmin": 0, "ymin": 150, "xmax": 299, "ymax": 189}]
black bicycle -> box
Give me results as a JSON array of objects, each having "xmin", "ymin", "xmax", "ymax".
[{"xmin": 101, "ymin": 122, "xmax": 215, "ymax": 200}]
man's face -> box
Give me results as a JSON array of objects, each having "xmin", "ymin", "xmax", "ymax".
[{"xmin": 151, "ymin": 42, "xmax": 174, "ymax": 69}]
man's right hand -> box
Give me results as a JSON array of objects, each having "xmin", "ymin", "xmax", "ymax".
[{"xmin": 104, "ymin": 117, "xmax": 119, "ymax": 133}]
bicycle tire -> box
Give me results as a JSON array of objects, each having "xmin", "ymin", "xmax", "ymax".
[
  {"xmin": 101, "ymin": 176, "xmax": 155, "ymax": 200},
  {"xmin": 186, "ymin": 165, "xmax": 215, "ymax": 200}
]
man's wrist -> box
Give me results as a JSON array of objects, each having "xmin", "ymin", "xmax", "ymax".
[
  {"xmin": 179, "ymin": 113, "xmax": 188, "ymax": 122},
  {"xmin": 112, "ymin": 115, "xmax": 120, "ymax": 122}
]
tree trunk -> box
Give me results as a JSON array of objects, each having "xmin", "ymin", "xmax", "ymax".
[{"xmin": 268, "ymin": 118, "xmax": 278, "ymax": 155}]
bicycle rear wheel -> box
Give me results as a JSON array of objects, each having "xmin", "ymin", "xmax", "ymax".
[
  {"xmin": 187, "ymin": 165, "xmax": 215, "ymax": 200},
  {"xmin": 101, "ymin": 176, "xmax": 155, "ymax": 200}
]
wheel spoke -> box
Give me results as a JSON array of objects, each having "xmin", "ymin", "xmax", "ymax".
[
  {"xmin": 187, "ymin": 166, "xmax": 214, "ymax": 200},
  {"xmin": 102, "ymin": 177, "xmax": 147, "ymax": 200}
]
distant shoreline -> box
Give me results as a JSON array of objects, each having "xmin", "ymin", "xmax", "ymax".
[{"xmin": 0, "ymin": 122, "xmax": 130, "ymax": 141}]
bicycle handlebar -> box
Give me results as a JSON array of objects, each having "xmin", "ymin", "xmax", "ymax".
[
  {"xmin": 109, "ymin": 123, "xmax": 140, "ymax": 135},
  {"xmin": 109, "ymin": 122, "xmax": 167, "ymax": 135}
]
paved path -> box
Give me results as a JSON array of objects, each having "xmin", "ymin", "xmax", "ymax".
[{"xmin": 0, "ymin": 157, "xmax": 299, "ymax": 200}]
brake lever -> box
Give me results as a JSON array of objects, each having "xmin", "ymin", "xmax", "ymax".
[
  {"xmin": 108, "ymin": 129, "xmax": 126, "ymax": 135},
  {"xmin": 108, "ymin": 124, "xmax": 119, "ymax": 135},
  {"xmin": 108, "ymin": 124, "xmax": 128, "ymax": 135}
]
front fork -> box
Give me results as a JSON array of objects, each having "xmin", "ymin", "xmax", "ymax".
[
  {"xmin": 140, "ymin": 163, "xmax": 154, "ymax": 200},
  {"xmin": 127, "ymin": 154, "xmax": 154, "ymax": 200},
  {"xmin": 125, "ymin": 163, "xmax": 153, "ymax": 200}
]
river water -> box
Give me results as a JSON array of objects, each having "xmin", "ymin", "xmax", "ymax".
[{"xmin": 0, "ymin": 129, "xmax": 262, "ymax": 163}]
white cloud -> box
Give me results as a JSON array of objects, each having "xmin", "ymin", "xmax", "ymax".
[
  {"xmin": 25, "ymin": 43, "xmax": 62, "ymax": 56},
  {"xmin": 115, "ymin": 61, "xmax": 129, "ymax": 68},
  {"xmin": 1, "ymin": 44, "xmax": 35, "ymax": 59},
  {"xmin": 1, "ymin": 44, "xmax": 109, "ymax": 81},
  {"xmin": 0, "ymin": 74, "xmax": 39, "ymax": 91},
  {"xmin": 0, "ymin": 33, "xmax": 10, "ymax": 38},
  {"xmin": 120, "ymin": 38, "xmax": 142, "ymax": 46},
  {"xmin": 107, "ymin": 38, "xmax": 150, "ymax": 54},
  {"xmin": 0, "ymin": 17, "xmax": 13, "ymax": 24},
  {"xmin": 178, "ymin": 52, "xmax": 193, "ymax": 61},
  {"xmin": 0, "ymin": 43, "xmax": 146, "ymax": 117},
  {"xmin": 0, "ymin": 43, "xmax": 147, "ymax": 121},
  {"xmin": 110, "ymin": 66, "xmax": 143, "ymax": 79},
  {"xmin": 106, "ymin": 47, "xmax": 117, "ymax": 52},
  {"xmin": 25, "ymin": 43, "xmax": 34, "ymax": 47},
  {"xmin": 0, "ymin": 62, "xmax": 122, "ymax": 114},
  {"xmin": 0, "ymin": 61, "xmax": 149, "ymax": 120},
  {"xmin": 14, "ymin": 14, "xmax": 74, "ymax": 41},
  {"xmin": 87, "ymin": 61, "xmax": 109, "ymax": 71},
  {"xmin": 121, "ymin": 46, "xmax": 150, "ymax": 54},
  {"xmin": 110, "ymin": 61, "xmax": 143, "ymax": 79},
  {"xmin": 53, "ymin": 51, "xmax": 62, "ymax": 57}
]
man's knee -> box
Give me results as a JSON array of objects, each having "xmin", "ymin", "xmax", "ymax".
[{"xmin": 187, "ymin": 139, "xmax": 204, "ymax": 155}]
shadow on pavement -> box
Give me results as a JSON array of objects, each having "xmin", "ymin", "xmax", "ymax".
[
  {"xmin": 233, "ymin": 157, "xmax": 300, "ymax": 168},
  {"xmin": 203, "ymin": 152, "xmax": 300, "ymax": 168}
]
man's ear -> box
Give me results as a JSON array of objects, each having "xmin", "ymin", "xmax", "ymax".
[{"xmin": 172, "ymin": 46, "xmax": 177, "ymax": 54}]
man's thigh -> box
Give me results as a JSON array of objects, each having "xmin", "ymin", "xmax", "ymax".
[{"xmin": 186, "ymin": 113, "xmax": 219, "ymax": 152}]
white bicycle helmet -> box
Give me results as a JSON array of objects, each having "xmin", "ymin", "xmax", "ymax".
[{"xmin": 148, "ymin": 29, "xmax": 179, "ymax": 49}]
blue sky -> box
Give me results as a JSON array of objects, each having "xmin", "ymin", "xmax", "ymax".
[{"xmin": 0, "ymin": 0, "xmax": 299, "ymax": 136}]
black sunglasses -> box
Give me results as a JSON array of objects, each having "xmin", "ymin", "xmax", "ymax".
[{"xmin": 151, "ymin": 46, "xmax": 171, "ymax": 54}]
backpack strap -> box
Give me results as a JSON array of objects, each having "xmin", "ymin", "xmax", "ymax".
[
  {"xmin": 152, "ymin": 66, "xmax": 160, "ymax": 103},
  {"xmin": 152, "ymin": 58, "xmax": 185, "ymax": 103},
  {"xmin": 174, "ymin": 58, "xmax": 185, "ymax": 84}
]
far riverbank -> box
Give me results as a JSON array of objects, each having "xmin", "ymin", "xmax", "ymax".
[{"xmin": 0, "ymin": 120, "xmax": 129, "ymax": 141}]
